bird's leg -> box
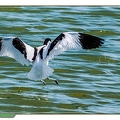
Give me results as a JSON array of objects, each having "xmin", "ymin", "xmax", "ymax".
[
  {"xmin": 47, "ymin": 77, "xmax": 59, "ymax": 84},
  {"xmin": 55, "ymin": 80, "xmax": 59, "ymax": 85},
  {"xmin": 41, "ymin": 80, "xmax": 46, "ymax": 85}
]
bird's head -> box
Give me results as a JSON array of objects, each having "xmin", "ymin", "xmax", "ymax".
[{"xmin": 43, "ymin": 38, "xmax": 51, "ymax": 45}]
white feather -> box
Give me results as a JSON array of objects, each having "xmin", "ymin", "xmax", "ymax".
[
  {"xmin": 45, "ymin": 32, "xmax": 82, "ymax": 62},
  {"xmin": 27, "ymin": 54, "xmax": 54, "ymax": 80}
]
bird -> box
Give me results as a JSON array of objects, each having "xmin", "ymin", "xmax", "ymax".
[{"xmin": 0, "ymin": 32, "xmax": 104, "ymax": 85}]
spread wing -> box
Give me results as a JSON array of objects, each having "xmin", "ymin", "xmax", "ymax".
[
  {"xmin": 45, "ymin": 32, "xmax": 104, "ymax": 61},
  {"xmin": 0, "ymin": 37, "xmax": 35, "ymax": 66}
]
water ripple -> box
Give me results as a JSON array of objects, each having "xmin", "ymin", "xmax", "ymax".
[{"xmin": 0, "ymin": 6, "xmax": 120, "ymax": 114}]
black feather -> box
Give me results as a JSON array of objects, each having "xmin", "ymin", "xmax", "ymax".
[
  {"xmin": 0, "ymin": 38, "xmax": 2, "ymax": 51},
  {"xmin": 12, "ymin": 37, "xmax": 27, "ymax": 59},
  {"xmin": 32, "ymin": 47, "xmax": 38, "ymax": 61},
  {"xmin": 79, "ymin": 33, "xmax": 104, "ymax": 49},
  {"xmin": 47, "ymin": 33, "xmax": 65, "ymax": 56},
  {"xmin": 43, "ymin": 38, "xmax": 51, "ymax": 45},
  {"xmin": 39, "ymin": 47, "xmax": 44, "ymax": 59}
]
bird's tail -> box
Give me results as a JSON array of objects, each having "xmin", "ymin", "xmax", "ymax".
[{"xmin": 27, "ymin": 61, "xmax": 54, "ymax": 80}]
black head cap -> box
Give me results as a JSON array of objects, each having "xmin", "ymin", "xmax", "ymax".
[{"xmin": 43, "ymin": 38, "xmax": 51, "ymax": 45}]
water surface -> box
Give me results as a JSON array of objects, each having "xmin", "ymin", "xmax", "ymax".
[{"xmin": 0, "ymin": 6, "xmax": 120, "ymax": 114}]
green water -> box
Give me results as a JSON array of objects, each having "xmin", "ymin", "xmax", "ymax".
[{"xmin": 0, "ymin": 6, "xmax": 120, "ymax": 114}]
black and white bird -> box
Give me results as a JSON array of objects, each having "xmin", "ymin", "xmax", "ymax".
[{"xmin": 0, "ymin": 32, "xmax": 104, "ymax": 84}]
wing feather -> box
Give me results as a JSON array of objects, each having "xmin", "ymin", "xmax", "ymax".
[
  {"xmin": 45, "ymin": 32, "xmax": 104, "ymax": 61},
  {"xmin": 0, "ymin": 37, "xmax": 35, "ymax": 66}
]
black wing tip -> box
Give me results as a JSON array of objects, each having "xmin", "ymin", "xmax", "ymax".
[
  {"xmin": 79, "ymin": 33, "xmax": 104, "ymax": 49},
  {"xmin": 0, "ymin": 38, "xmax": 2, "ymax": 50},
  {"xmin": 0, "ymin": 38, "xmax": 2, "ymax": 43},
  {"xmin": 13, "ymin": 37, "xmax": 21, "ymax": 41}
]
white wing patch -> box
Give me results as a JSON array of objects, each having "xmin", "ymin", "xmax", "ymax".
[
  {"xmin": 45, "ymin": 32, "xmax": 82, "ymax": 62},
  {"xmin": 60, "ymin": 32, "xmax": 81, "ymax": 49}
]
